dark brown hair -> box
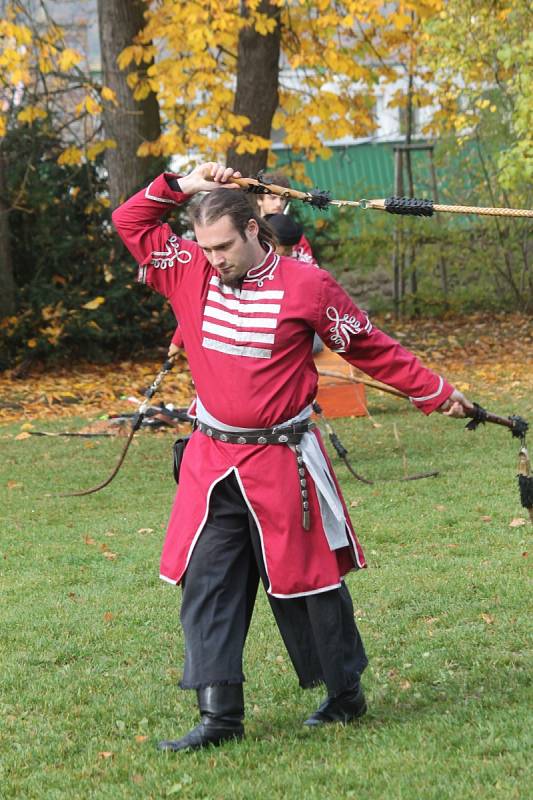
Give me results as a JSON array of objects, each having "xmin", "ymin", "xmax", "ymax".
[
  {"xmin": 251, "ymin": 171, "xmax": 291, "ymax": 214},
  {"xmin": 191, "ymin": 188, "xmax": 277, "ymax": 250}
]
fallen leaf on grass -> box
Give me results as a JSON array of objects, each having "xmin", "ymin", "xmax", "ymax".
[
  {"xmin": 138, "ymin": 527, "xmax": 154, "ymax": 534},
  {"xmin": 435, "ymin": 504, "xmax": 446, "ymax": 512},
  {"xmin": 481, "ymin": 613, "xmax": 495, "ymax": 624},
  {"xmin": 509, "ymin": 518, "xmax": 527, "ymax": 528},
  {"xmin": 98, "ymin": 751, "xmax": 114, "ymax": 759},
  {"xmin": 399, "ymin": 679, "xmax": 411, "ymax": 690},
  {"xmin": 135, "ymin": 735, "xmax": 148, "ymax": 743},
  {"xmin": 480, "ymin": 515, "xmax": 492, "ymax": 523},
  {"xmin": 102, "ymin": 551, "xmax": 118, "ymax": 560},
  {"xmin": 82, "ymin": 296, "xmax": 106, "ymax": 311},
  {"xmin": 132, "ymin": 775, "xmax": 144, "ymax": 784},
  {"xmin": 15, "ymin": 432, "xmax": 31, "ymax": 440},
  {"xmin": 103, "ymin": 612, "xmax": 114, "ymax": 622},
  {"xmin": 84, "ymin": 536, "xmax": 96, "ymax": 546},
  {"xmin": 7, "ymin": 481, "xmax": 23, "ymax": 490}
]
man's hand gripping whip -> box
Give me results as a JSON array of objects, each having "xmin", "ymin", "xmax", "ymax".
[
  {"xmin": 60, "ymin": 356, "xmax": 180, "ymax": 497},
  {"xmin": 232, "ymin": 174, "xmax": 533, "ymax": 219}
]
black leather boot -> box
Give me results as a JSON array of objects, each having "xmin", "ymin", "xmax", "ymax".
[
  {"xmin": 158, "ymin": 684, "xmax": 245, "ymax": 752},
  {"xmin": 304, "ymin": 685, "xmax": 367, "ymax": 726}
]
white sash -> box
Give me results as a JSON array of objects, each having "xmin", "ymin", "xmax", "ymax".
[{"xmin": 195, "ymin": 397, "xmax": 350, "ymax": 550}]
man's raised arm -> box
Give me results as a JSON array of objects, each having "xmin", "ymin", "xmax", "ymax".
[
  {"xmin": 111, "ymin": 173, "xmax": 191, "ymax": 268},
  {"xmin": 111, "ymin": 162, "xmax": 242, "ymax": 296}
]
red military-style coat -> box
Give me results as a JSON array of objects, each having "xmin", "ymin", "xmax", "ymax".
[{"xmin": 112, "ymin": 174, "xmax": 454, "ymax": 598}]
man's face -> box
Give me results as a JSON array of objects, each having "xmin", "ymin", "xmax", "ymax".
[
  {"xmin": 257, "ymin": 193, "xmax": 288, "ymax": 216},
  {"xmin": 195, "ymin": 215, "xmax": 260, "ymax": 287}
]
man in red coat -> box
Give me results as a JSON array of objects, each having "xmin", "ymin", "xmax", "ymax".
[{"xmin": 112, "ymin": 161, "xmax": 472, "ymax": 753}]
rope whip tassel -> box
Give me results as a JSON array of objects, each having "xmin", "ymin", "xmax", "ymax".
[
  {"xmin": 59, "ymin": 355, "xmax": 178, "ymax": 497},
  {"xmin": 518, "ymin": 446, "xmax": 533, "ymax": 524},
  {"xmin": 231, "ymin": 175, "xmax": 533, "ymax": 219}
]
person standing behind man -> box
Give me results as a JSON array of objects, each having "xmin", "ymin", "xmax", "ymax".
[{"xmin": 254, "ymin": 171, "xmax": 316, "ymax": 263}]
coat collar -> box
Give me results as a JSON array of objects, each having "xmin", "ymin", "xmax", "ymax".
[{"xmin": 243, "ymin": 246, "xmax": 280, "ymax": 287}]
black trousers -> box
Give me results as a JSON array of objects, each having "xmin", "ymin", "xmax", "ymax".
[{"xmin": 180, "ymin": 473, "xmax": 367, "ymax": 696}]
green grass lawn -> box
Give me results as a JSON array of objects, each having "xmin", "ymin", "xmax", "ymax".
[{"xmin": 1, "ymin": 394, "xmax": 531, "ymax": 799}]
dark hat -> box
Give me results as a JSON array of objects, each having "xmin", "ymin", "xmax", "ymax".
[{"xmin": 264, "ymin": 214, "xmax": 303, "ymax": 246}]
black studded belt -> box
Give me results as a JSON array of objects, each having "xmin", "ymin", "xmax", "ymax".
[{"xmin": 197, "ymin": 420, "xmax": 315, "ymax": 530}]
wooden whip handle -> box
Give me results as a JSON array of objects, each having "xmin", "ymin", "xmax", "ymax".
[{"xmin": 229, "ymin": 176, "xmax": 312, "ymax": 202}]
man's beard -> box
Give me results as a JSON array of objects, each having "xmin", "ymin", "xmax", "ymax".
[{"xmin": 219, "ymin": 272, "xmax": 242, "ymax": 289}]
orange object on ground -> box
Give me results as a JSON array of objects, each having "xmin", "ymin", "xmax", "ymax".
[{"xmin": 314, "ymin": 347, "xmax": 367, "ymax": 418}]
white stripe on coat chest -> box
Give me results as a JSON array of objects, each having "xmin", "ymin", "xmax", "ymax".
[{"xmin": 201, "ymin": 276, "xmax": 285, "ymax": 359}]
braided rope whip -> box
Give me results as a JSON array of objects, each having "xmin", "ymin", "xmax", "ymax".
[
  {"xmin": 369, "ymin": 198, "xmax": 533, "ymax": 219},
  {"xmin": 232, "ymin": 176, "xmax": 533, "ymax": 219}
]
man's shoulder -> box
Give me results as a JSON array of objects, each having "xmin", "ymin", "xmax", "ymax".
[
  {"xmin": 278, "ymin": 253, "xmax": 319, "ymax": 271},
  {"xmin": 277, "ymin": 255, "xmax": 325, "ymax": 293}
]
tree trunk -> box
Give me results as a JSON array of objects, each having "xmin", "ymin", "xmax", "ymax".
[
  {"xmin": 226, "ymin": 1, "xmax": 281, "ymax": 176},
  {"xmin": 0, "ymin": 152, "xmax": 16, "ymax": 318},
  {"xmin": 97, "ymin": 0, "xmax": 161, "ymax": 208}
]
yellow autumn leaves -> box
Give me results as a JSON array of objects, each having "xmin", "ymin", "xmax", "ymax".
[
  {"xmin": 2, "ymin": 1, "xmax": 531, "ymax": 191},
  {"xmin": 0, "ymin": 4, "xmax": 117, "ymax": 166}
]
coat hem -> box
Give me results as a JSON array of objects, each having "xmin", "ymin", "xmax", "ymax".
[
  {"xmin": 160, "ymin": 573, "xmax": 178, "ymax": 585},
  {"xmin": 269, "ymin": 580, "xmax": 342, "ymax": 599}
]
